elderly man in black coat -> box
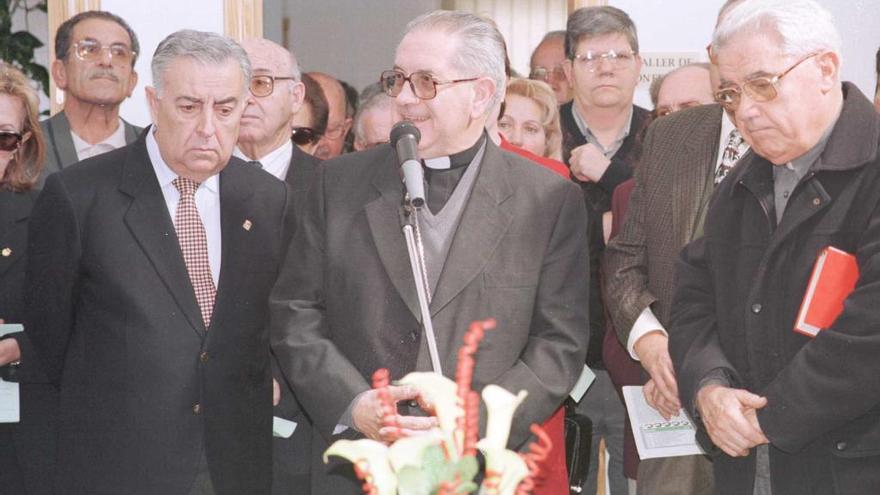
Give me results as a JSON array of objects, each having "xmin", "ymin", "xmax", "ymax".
[{"xmin": 669, "ymin": 1, "xmax": 880, "ymax": 494}]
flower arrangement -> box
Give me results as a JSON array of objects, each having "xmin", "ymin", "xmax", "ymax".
[{"xmin": 323, "ymin": 319, "xmax": 552, "ymax": 495}]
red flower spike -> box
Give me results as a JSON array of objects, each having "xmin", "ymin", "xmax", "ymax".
[
  {"xmin": 455, "ymin": 318, "xmax": 496, "ymax": 456},
  {"xmin": 515, "ymin": 424, "xmax": 553, "ymax": 495},
  {"xmin": 463, "ymin": 390, "xmax": 480, "ymax": 457}
]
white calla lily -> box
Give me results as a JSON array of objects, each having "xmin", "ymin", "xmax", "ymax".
[
  {"xmin": 387, "ymin": 431, "xmax": 443, "ymax": 472},
  {"xmin": 481, "ymin": 385, "xmax": 528, "ymax": 451},
  {"xmin": 396, "ymin": 372, "xmax": 463, "ymax": 445},
  {"xmin": 476, "ymin": 440, "xmax": 530, "ymax": 495},
  {"xmin": 323, "ymin": 439, "xmax": 397, "ymax": 495}
]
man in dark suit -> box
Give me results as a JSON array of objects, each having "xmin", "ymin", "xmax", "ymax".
[
  {"xmin": 270, "ymin": 10, "xmax": 589, "ymax": 494},
  {"xmin": 40, "ymin": 11, "xmax": 141, "ymax": 185},
  {"xmin": 670, "ymin": 0, "xmax": 880, "ymax": 493},
  {"xmin": 559, "ymin": 6, "xmax": 651, "ymax": 493},
  {"xmin": 235, "ymin": 37, "xmax": 320, "ymax": 495},
  {"xmin": 25, "ymin": 30, "xmax": 289, "ymax": 495}
]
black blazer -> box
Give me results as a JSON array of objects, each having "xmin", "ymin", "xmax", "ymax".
[
  {"xmin": 24, "ymin": 132, "xmax": 291, "ymax": 495},
  {"xmin": 270, "ymin": 140, "xmax": 589, "ymax": 493},
  {"xmin": 272, "ymin": 141, "xmax": 320, "ymax": 495},
  {"xmin": 0, "ymin": 189, "xmax": 56, "ymax": 495}
]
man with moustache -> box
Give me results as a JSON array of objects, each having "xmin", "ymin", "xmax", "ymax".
[
  {"xmin": 40, "ymin": 11, "xmax": 141, "ymax": 185},
  {"xmin": 670, "ymin": 0, "xmax": 880, "ymax": 492},
  {"xmin": 271, "ymin": 10, "xmax": 588, "ymax": 494},
  {"xmin": 234, "ymin": 37, "xmax": 319, "ymax": 495},
  {"xmin": 25, "ymin": 30, "xmax": 290, "ymax": 494}
]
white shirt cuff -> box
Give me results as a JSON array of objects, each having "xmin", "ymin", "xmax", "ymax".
[{"xmin": 627, "ymin": 307, "xmax": 667, "ymax": 361}]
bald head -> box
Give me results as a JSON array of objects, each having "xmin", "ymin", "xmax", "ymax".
[
  {"xmin": 307, "ymin": 71, "xmax": 351, "ymax": 159},
  {"xmin": 237, "ymin": 38, "xmax": 305, "ymax": 161},
  {"xmin": 653, "ymin": 64, "xmax": 714, "ymax": 117}
]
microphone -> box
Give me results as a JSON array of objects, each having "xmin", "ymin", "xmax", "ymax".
[{"xmin": 390, "ymin": 121, "xmax": 425, "ymax": 209}]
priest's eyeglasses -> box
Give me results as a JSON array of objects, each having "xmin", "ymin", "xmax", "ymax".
[
  {"xmin": 714, "ymin": 53, "xmax": 818, "ymax": 112},
  {"xmin": 380, "ymin": 69, "xmax": 479, "ymax": 100}
]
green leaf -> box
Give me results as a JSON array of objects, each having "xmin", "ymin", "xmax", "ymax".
[
  {"xmin": 455, "ymin": 481, "xmax": 479, "ymax": 494},
  {"xmin": 455, "ymin": 456, "xmax": 479, "ymax": 483},
  {"xmin": 11, "ymin": 30, "xmax": 42, "ymax": 50},
  {"xmin": 397, "ymin": 466, "xmax": 433, "ymax": 495}
]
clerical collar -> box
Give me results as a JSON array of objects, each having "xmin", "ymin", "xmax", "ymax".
[{"xmin": 422, "ymin": 134, "xmax": 487, "ymax": 170}]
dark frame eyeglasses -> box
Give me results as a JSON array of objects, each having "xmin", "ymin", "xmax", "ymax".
[
  {"xmin": 72, "ymin": 39, "xmax": 136, "ymax": 64},
  {"xmin": 291, "ymin": 126, "xmax": 322, "ymax": 145},
  {"xmin": 714, "ymin": 53, "xmax": 819, "ymax": 112},
  {"xmin": 250, "ymin": 75, "xmax": 297, "ymax": 97},
  {"xmin": 379, "ymin": 69, "xmax": 479, "ymax": 100},
  {"xmin": 0, "ymin": 131, "xmax": 23, "ymax": 152}
]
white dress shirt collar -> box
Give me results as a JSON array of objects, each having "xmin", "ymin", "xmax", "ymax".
[
  {"xmin": 233, "ymin": 139, "xmax": 292, "ymax": 181},
  {"xmin": 70, "ymin": 119, "xmax": 128, "ymax": 161}
]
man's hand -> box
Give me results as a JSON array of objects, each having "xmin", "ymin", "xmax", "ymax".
[
  {"xmin": 352, "ymin": 386, "xmax": 439, "ymax": 443},
  {"xmin": 634, "ymin": 331, "xmax": 680, "ymax": 419},
  {"xmin": 273, "ymin": 378, "xmax": 281, "ymax": 406},
  {"xmin": 569, "ymin": 143, "xmax": 611, "ymax": 183},
  {"xmin": 0, "ymin": 319, "xmax": 21, "ymax": 366},
  {"xmin": 696, "ymin": 384, "xmax": 769, "ymax": 457}
]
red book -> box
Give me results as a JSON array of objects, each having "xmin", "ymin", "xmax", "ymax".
[{"xmin": 794, "ymin": 246, "xmax": 859, "ymax": 337}]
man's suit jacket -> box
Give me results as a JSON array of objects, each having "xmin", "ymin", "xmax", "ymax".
[
  {"xmin": 38, "ymin": 111, "xmax": 141, "ymax": 186},
  {"xmin": 0, "ymin": 189, "xmax": 56, "ymax": 495},
  {"xmin": 603, "ymin": 104, "xmax": 724, "ymax": 340},
  {"xmin": 670, "ymin": 84, "xmax": 880, "ymax": 494},
  {"xmin": 272, "ymin": 141, "xmax": 321, "ymax": 495},
  {"xmin": 24, "ymin": 131, "xmax": 290, "ymax": 495},
  {"xmin": 270, "ymin": 141, "xmax": 589, "ymax": 493}
]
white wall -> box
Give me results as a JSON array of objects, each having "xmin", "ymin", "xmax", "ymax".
[
  {"xmin": 100, "ymin": 0, "xmax": 225, "ymax": 127},
  {"xmin": 282, "ymin": 0, "xmax": 441, "ymax": 92},
  {"xmin": 612, "ymin": 0, "xmax": 880, "ymax": 108}
]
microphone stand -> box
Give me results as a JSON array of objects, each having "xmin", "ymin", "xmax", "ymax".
[{"xmin": 400, "ymin": 195, "xmax": 443, "ymax": 375}]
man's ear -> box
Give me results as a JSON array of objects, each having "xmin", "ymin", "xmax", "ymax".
[
  {"xmin": 125, "ymin": 69, "xmax": 139, "ymax": 98},
  {"xmin": 145, "ymin": 86, "xmax": 160, "ymax": 126},
  {"xmin": 52, "ymin": 59, "xmax": 68, "ymax": 90},
  {"xmin": 470, "ymin": 76, "xmax": 497, "ymax": 119},
  {"xmin": 814, "ymin": 51, "xmax": 840, "ymax": 93},
  {"xmin": 290, "ymin": 81, "xmax": 305, "ymax": 115}
]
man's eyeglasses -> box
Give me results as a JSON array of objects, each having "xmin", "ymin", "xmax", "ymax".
[
  {"xmin": 530, "ymin": 65, "xmax": 566, "ymax": 83},
  {"xmin": 250, "ymin": 75, "xmax": 297, "ymax": 97},
  {"xmin": 0, "ymin": 131, "xmax": 23, "ymax": 152},
  {"xmin": 379, "ymin": 69, "xmax": 479, "ymax": 100},
  {"xmin": 72, "ymin": 39, "xmax": 136, "ymax": 64},
  {"xmin": 291, "ymin": 127, "xmax": 322, "ymax": 145},
  {"xmin": 572, "ymin": 49, "xmax": 636, "ymax": 73},
  {"xmin": 714, "ymin": 53, "xmax": 818, "ymax": 112}
]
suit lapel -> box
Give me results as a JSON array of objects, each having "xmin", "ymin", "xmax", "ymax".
[
  {"xmin": 364, "ymin": 151, "xmax": 422, "ymax": 320},
  {"xmin": 672, "ymin": 105, "xmax": 723, "ymax": 244},
  {"xmin": 211, "ymin": 163, "xmax": 256, "ymax": 331},
  {"xmin": 120, "ymin": 137, "xmax": 206, "ymax": 337},
  {"xmin": 45, "ymin": 112, "xmax": 79, "ymax": 169},
  {"xmin": 429, "ymin": 142, "xmax": 513, "ymax": 316}
]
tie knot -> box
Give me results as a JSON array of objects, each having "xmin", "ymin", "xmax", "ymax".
[
  {"xmin": 173, "ymin": 177, "xmax": 201, "ymax": 197},
  {"xmin": 247, "ymin": 160, "xmax": 263, "ymax": 169}
]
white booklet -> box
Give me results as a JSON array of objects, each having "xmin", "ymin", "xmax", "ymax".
[
  {"xmin": 0, "ymin": 324, "xmax": 21, "ymax": 423},
  {"xmin": 622, "ymin": 385, "xmax": 705, "ymax": 460}
]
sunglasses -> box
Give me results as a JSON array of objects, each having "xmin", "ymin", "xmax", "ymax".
[
  {"xmin": 291, "ymin": 127, "xmax": 322, "ymax": 145},
  {"xmin": 0, "ymin": 131, "xmax": 23, "ymax": 152}
]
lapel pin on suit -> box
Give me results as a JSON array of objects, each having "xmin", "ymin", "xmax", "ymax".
[
  {"xmin": 242, "ymin": 219, "xmax": 253, "ymax": 231},
  {"xmin": 1, "ymin": 247, "xmax": 11, "ymax": 257}
]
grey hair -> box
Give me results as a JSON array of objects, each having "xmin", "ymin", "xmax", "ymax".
[
  {"xmin": 649, "ymin": 63, "xmax": 711, "ymax": 107},
  {"xmin": 151, "ymin": 30, "xmax": 251, "ymax": 96},
  {"xmin": 403, "ymin": 10, "xmax": 507, "ymax": 111},
  {"xmin": 565, "ymin": 6, "xmax": 639, "ymax": 59},
  {"xmin": 713, "ymin": 0, "xmax": 841, "ymax": 60},
  {"xmin": 353, "ymin": 82, "xmax": 395, "ymax": 143}
]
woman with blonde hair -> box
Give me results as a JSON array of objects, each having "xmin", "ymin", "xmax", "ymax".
[
  {"xmin": 0, "ymin": 61, "xmax": 53, "ymax": 494},
  {"xmin": 498, "ymin": 77, "xmax": 563, "ymax": 160}
]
